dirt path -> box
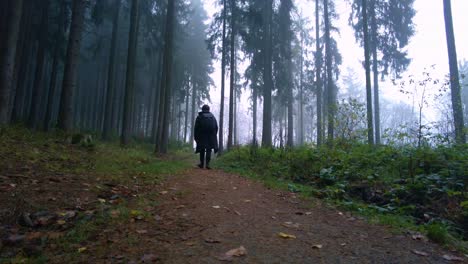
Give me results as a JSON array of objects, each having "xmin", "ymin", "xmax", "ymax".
[
  {"xmin": 127, "ymin": 168, "xmax": 462, "ymax": 264},
  {"xmin": 2, "ymin": 164, "xmax": 465, "ymax": 263}
]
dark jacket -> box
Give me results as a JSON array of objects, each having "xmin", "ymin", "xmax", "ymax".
[{"xmin": 194, "ymin": 111, "xmax": 218, "ymax": 153}]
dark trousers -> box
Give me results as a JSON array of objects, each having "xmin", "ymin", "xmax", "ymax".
[{"xmin": 199, "ymin": 148, "xmax": 212, "ymax": 167}]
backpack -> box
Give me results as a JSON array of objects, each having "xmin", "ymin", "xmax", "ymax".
[{"xmin": 200, "ymin": 114, "xmax": 215, "ymax": 133}]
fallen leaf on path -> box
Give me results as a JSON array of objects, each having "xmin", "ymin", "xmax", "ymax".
[
  {"xmin": 243, "ymin": 199, "xmax": 251, "ymax": 202},
  {"xmin": 205, "ymin": 238, "xmax": 221, "ymax": 243},
  {"xmin": 175, "ymin": 205, "xmax": 185, "ymax": 209},
  {"xmin": 312, "ymin": 244, "xmax": 323, "ymax": 249},
  {"xmin": 131, "ymin": 210, "xmax": 144, "ymax": 220},
  {"xmin": 411, "ymin": 250, "xmax": 429, "ymax": 256},
  {"xmin": 46, "ymin": 232, "xmax": 64, "ymax": 239},
  {"xmin": 218, "ymin": 246, "xmax": 247, "ymax": 261},
  {"xmin": 131, "ymin": 210, "xmax": 142, "ymax": 216},
  {"xmin": 141, "ymin": 254, "xmax": 158, "ymax": 263},
  {"xmin": 59, "ymin": 211, "xmax": 76, "ymax": 219},
  {"xmin": 442, "ymin": 254, "xmax": 464, "ymax": 261},
  {"xmin": 159, "ymin": 191, "xmax": 168, "ymax": 195},
  {"xmin": 212, "ymin": 206, "xmax": 221, "ymax": 209},
  {"xmin": 278, "ymin": 232, "xmax": 296, "ymax": 239},
  {"xmin": 305, "ymin": 212, "xmax": 312, "ymax": 215},
  {"xmin": 226, "ymin": 246, "xmax": 247, "ymax": 256},
  {"xmin": 56, "ymin": 220, "xmax": 66, "ymax": 225},
  {"xmin": 98, "ymin": 198, "xmax": 106, "ymax": 203},
  {"xmin": 340, "ymin": 243, "xmax": 346, "ymax": 246},
  {"xmin": 282, "ymin": 222, "xmax": 300, "ymax": 229},
  {"xmin": 411, "ymin": 233, "xmax": 426, "ymax": 241},
  {"xmin": 110, "ymin": 210, "xmax": 120, "ymax": 218},
  {"xmin": 186, "ymin": 242, "xmax": 195, "ymax": 246},
  {"xmin": 35, "ymin": 216, "xmax": 55, "ymax": 226},
  {"xmin": 78, "ymin": 247, "xmax": 87, "ymax": 253},
  {"xmin": 154, "ymin": 215, "xmax": 162, "ymax": 221},
  {"xmin": 26, "ymin": 232, "xmax": 43, "ymax": 241},
  {"xmin": 136, "ymin": 230, "xmax": 148, "ymax": 234},
  {"xmin": 234, "ymin": 210, "xmax": 241, "ymax": 216}
]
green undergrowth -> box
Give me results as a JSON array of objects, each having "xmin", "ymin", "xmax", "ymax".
[
  {"xmin": 94, "ymin": 142, "xmax": 192, "ymax": 185},
  {"xmin": 0, "ymin": 125, "xmax": 192, "ymax": 262},
  {"xmin": 215, "ymin": 144, "xmax": 468, "ymax": 252},
  {"xmin": 0, "ymin": 125, "xmax": 193, "ymax": 185}
]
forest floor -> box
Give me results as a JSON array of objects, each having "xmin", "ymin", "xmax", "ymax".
[{"xmin": 0, "ymin": 128, "xmax": 467, "ymax": 263}]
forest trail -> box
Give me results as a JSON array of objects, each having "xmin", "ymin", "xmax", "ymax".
[
  {"xmin": 107, "ymin": 168, "xmax": 460, "ymax": 264},
  {"xmin": 1, "ymin": 135, "xmax": 465, "ymax": 264}
]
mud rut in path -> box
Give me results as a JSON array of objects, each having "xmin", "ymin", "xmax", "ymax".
[{"xmin": 126, "ymin": 168, "xmax": 462, "ymax": 264}]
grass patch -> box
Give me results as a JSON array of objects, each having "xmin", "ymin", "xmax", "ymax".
[{"xmin": 94, "ymin": 142, "xmax": 192, "ymax": 185}]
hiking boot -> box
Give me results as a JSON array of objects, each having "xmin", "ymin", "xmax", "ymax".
[
  {"xmin": 197, "ymin": 164, "xmax": 204, "ymax": 169},
  {"xmin": 206, "ymin": 166, "xmax": 212, "ymax": 170}
]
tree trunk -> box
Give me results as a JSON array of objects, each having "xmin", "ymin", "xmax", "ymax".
[
  {"xmin": 279, "ymin": 108, "xmax": 284, "ymax": 148},
  {"xmin": 323, "ymin": 0, "xmax": 335, "ymax": 145},
  {"xmin": 362, "ymin": 0, "xmax": 374, "ymax": 145},
  {"xmin": 0, "ymin": 0, "xmax": 23, "ymax": 125},
  {"xmin": 170, "ymin": 92, "xmax": 177, "ymax": 141},
  {"xmin": 233, "ymin": 85, "xmax": 237, "ymax": 145},
  {"xmin": 177, "ymin": 101, "xmax": 181, "ymax": 142},
  {"xmin": 218, "ymin": 0, "xmax": 227, "ymax": 154},
  {"xmin": 28, "ymin": 0, "xmax": 49, "ymax": 129},
  {"xmin": 227, "ymin": 0, "xmax": 236, "ymax": 150},
  {"xmin": 283, "ymin": 0, "xmax": 294, "ymax": 148},
  {"xmin": 184, "ymin": 88, "xmax": 189, "ymax": 142},
  {"xmin": 92, "ymin": 65, "xmax": 101, "ymax": 130},
  {"xmin": 443, "ymin": 0, "xmax": 466, "ymax": 144},
  {"xmin": 103, "ymin": 0, "xmax": 121, "ymax": 139},
  {"xmin": 252, "ymin": 73, "xmax": 258, "ymax": 146},
  {"xmin": 190, "ymin": 82, "xmax": 196, "ymax": 144},
  {"xmin": 10, "ymin": 1, "xmax": 31, "ymax": 123},
  {"xmin": 370, "ymin": 0, "xmax": 380, "ymax": 144},
  {"xmin": 44, "ymin": 1, "xmax": 66, "ymax": 131},
  {"xmin": 299, "ymin": 29, "xmax": 304, "ymax": 145},
  {"xmin": 0, "ymin": 1, "xmax": 11, "ymax": 57},
  {"xmin": 121, "ymin": 0, "xmax": 139, "ymax": 146},
  {"xmin": 146, "ymin": 51, "xmax": 159, "ymax": 138},
  {"xmin": 261, "ymin": 0, "xmax": 273, "ymax": 147},
  {"xmin": 151, "ymin": 52, "xmax": 163, "ymax": 143},
  {"xmin": 315, "ymin": 0, "xmax": 323, "ymax": 146},
  {"xmin": 57, "ymin": 0, "xmax": 86, "ymax": 132},
  {"xmin": 155, "ymin": 0, "xmax": 176, "ymax": 153},
  {"xmin": 155, "ymin": 59, "xmax": 167, "ymax": 146}
]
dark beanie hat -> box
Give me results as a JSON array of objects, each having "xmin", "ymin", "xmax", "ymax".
[{"xmin": 202, "ymin": 104, "xmax": 210, "ymax": 111}]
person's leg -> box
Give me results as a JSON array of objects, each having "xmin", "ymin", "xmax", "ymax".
[
  {"xmin": 205, "ymin": 149, "xmax": 212, "ymax": 169},
  {"xmin": 199, "ymin": 150, "xmax": 205, "ymax": 168}
]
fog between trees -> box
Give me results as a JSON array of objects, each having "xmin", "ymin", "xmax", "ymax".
[{"xmin": 0, "ymin": 0, "xmax": 466, "ymax": 153}]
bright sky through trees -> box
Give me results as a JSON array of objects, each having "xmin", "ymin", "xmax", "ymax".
[{"xmin": 203, "ymin": 0, "xmax": 468, "ymax": 126}]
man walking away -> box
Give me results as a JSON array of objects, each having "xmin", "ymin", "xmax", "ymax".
[{"xmin": 194, "ymin": 105, "xmax": 219, "ymax": 169}]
